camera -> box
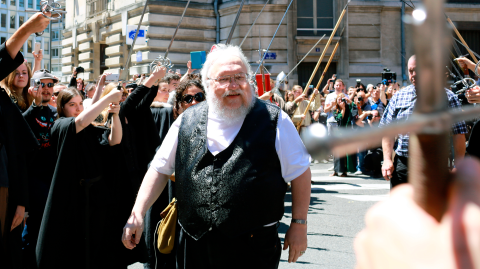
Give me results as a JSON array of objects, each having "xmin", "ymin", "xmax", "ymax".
[
  {"xmin": 75, "ymin": 66, "xmax": 85, "ymax": 73},
  {"xmin": 357, "ymin": 96, "xmax": 363, "ymax": 102},
  {"xmin": 341, "ymin": 98, "xmax": 346, "ymax": 103},
  {"xmin": 382, "ymin": 68, "xmax": 397, "ymax": 84},
  {"xmin": 356, "ymin": 79, "xmax": 361, "ymax": 87},
  {"xmin": 30, "ymin": 78, "xmax": 41, "ymax": 88}
]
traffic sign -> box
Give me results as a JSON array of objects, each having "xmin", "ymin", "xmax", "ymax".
[{"xmin": 126, "ymin": 25, "xmax": 148, "ymax": 45}]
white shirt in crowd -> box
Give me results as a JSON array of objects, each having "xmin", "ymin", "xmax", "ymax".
[{"xmin": 150, "ymin": 107, "xmax": 311, "ymax": 183}]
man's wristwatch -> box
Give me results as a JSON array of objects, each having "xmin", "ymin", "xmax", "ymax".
[{"xmin": 291, "ymin": 219, "xmax": 307, "ymax": 225}]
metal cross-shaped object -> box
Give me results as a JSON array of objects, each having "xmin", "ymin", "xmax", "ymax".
[
  {"xmin": 26, "ymin": 0, "xmax": 66, "ymax": 36},
  {"xmin": 302, "ymin": 0, "xmax": 480, "ymax": 221}
]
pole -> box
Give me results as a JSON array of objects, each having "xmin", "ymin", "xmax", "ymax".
[
  {"xmin": 226, "ymin": 0, "xmax": 246, "ymax": 45},
  {"xmin": 446, "ymin": 16, "xmax": 478, "ymax": 63},
  {"xmin": 239, "ymin": 0, "xmax": 270, "ymax": 47},
  {"xmin": 296, "ymin": 41, "xmax": 341, "ymax": 132}
]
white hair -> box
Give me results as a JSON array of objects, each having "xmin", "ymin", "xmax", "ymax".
[
  {"xmin": 200, "ymin": 44, "xmax": 252, "ymax": 93},
  {"xmin": 200, "ymin": 44, "xmax": 256, "ymax": 123},
  {"xmin": 367, "ymin": 84, "xmax": 374, "ymax": 91}
]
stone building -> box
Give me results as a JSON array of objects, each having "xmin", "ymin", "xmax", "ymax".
[{"xmin": 60, "ymin": 0, "xmax": 480, "ymax": 89}]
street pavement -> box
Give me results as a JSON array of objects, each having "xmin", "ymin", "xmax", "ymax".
[{"xmin": 128, "ymin": 160, "xmax": 390, "ymax": 269}]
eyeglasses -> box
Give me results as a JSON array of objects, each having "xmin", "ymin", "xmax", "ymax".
[
  {"xmin": 183, "ymin": 92, "xmax": 205, "ymax": 104},
  {"xmin": 208, "ymin": 73, "xmax": 249, "ymax": 87},
  {"xmin": 41, "ymin": 82, "xmax": 55, "ymax": 88}
]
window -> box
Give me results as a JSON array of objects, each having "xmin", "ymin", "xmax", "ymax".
[
  {"xmin": 44, "ymin": 42, "xmax": 49, "ymax": 54},
  {"xmin": 1, "ymin": 37, "xmax": 6, "ymax": 45},
  {"xmin": 10, "ymin": 0, "xmax": 14, "ymax": 6},
  {"xmin": 52, "ymin": 30, "xmax": 59, "ymax": 40},
  {"xmin": 52, "ymin": 48, "xmax": 58, "ymax": 57},
  {"xmin": 44, "ymin": 62, "xmax": 49, "ymax": 70},
  {"xmin": 1, "ymin": 14, "xmax": 6, "ymax": 28},
  {"xmin": 35, "ymin": 0, "xmax": 39, "ymax": 7},
  {"xmin": 297, "ymin": 0, "xmax": 334, "ymax": 36},
  {"xmin": 27, "ymin": 39, "xmax": 32, "ymax": 53},
  {"xmin": 19, "ymin": 16, "xmax": 24, "ymax": 26},
  {"xmin": 44, "ymin": 25, "xmax": 48, "ymax": 33},
  {"xmin": 28, "ymin": 0, "xmax": 32, "ymax": 8},
  {"xmin": 19, "ymin": 0, "xmax": 23, "ymax": 7},
  {"xmin": 10, "ymin": 14, "xmax": 15, "ymax": 29},
  {"xmin": 52, "ymin": 66, "xmax": 60, "ymax": 72},
  {"xmin": 1, "ymin": 0, "xmax": 6, "ymax": 5}
]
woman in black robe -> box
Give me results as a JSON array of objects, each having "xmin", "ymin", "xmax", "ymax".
[{"xmin": 36, "ymin": 87, "xmax": 123, "ymax": 269}]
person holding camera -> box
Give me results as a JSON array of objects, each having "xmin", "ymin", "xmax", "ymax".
[
  {"xmin": 350, "ymin": 91, "xmax": 372, "ymax": 175},
  {"xmin": 69, "ymin": 66, "xmax": 85, "ymax": 98},
  {"xmin": 322, "ymin": 74, "xmax": 337, "ymax": 95},
  {"xmin": 21, "ymin": 70, "xmax": 59, "ymax": 267},
  {"xmin": 380, "ymin": 55, "xmax": 467, "ymax": 188},
  {"xmin": 367, "ymin": 84, "xmax": 386, "ymax": 117},
  {"xmin": 330, "ymin": 93, "xmax": 356, "ymax": 177}
]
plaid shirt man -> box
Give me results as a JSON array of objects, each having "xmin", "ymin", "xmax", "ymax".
[{"xmin": 379, "ymin": 84, "xmax": 467, "ymax": 157}]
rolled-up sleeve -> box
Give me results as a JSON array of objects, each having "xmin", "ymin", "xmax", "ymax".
[{"xmin": 275, "ymin": 110, "xmax": 310, "ymax": 182}]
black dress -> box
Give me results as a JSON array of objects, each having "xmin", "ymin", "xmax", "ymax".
[
  {"xmin": 0, "ymin": 43, "xmax": 39, "ymax": 269},
  {"xmin": 144, "ymin": 102, "xmax": 176, "ymax": 269},
  {"xmin": 105, "ymin": 85, "xmax": 162, "ymax": 267},
  {"xmin": 36, "ymin": 118, "xmax": 116, "ymax": 269}
]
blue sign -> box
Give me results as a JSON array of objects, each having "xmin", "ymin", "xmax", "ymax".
[
  {"xmin": 129, "ymin": 29, "xmax": 145, "ymax": 40},
  {"xmin": 315, "ymin": 48, "xmax": 320, "ymax": 52},
  {"xmin": 264, "ymin": 52, "xmax": 277, "ymax": 60}
]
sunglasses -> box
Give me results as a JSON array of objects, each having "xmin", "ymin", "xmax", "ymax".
[
  {"xmin": 183, "ymin": 92, "xmax": 205, "ymax": 104},
  {"xmin": 41, "ymin": 82, "xmax": 55, "ymax": 88}
]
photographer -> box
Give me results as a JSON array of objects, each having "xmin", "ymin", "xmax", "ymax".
[
  {"xmin": 351, "ymin": 91, "xmax": 372, "ymax": 175},
  {"xmin": 367, "ymin": 84, "xmax": 386, "ymax": 117},
  {"xmin": 69, "ymin": 66, "xmax": 85, "ymax": 97},
  {"xmin": 322, "ymin": 75, "xmax": 336, "ymax": 95}
]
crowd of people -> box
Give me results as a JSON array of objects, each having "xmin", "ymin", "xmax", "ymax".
[{"xmin": 1, "ymin": 11, "xmax": 480, "ymax": 269}]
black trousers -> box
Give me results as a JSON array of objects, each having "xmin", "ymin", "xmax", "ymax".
[
  {"xmin": 176, "ymin": 224, "xmax": 282, "ymax": 269},
  {"xmin": 391, "ymin": 155, "xmax": 409, "ymax": 189}
]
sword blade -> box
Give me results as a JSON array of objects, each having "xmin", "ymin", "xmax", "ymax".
[
  {"xmin": 120, "ymin": 0, "xmax": 149, "ymax": 81},
  {"xmin": 226, "ymin": 0, "xmax": 246, "ymax": 45},
  {"xmin": 164, "ymin": 0, "xmax": 191, "ymax": 59},
  {"xmin": 239, "ymin": 0, "xmax": 270, "ymax": 47},
  {"xmin": 254, "ymin": 0, "xmax": 294, "ymax": 75}
]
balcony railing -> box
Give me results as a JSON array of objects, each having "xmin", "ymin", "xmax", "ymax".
[{"xmin": 86, "ymin": 0, "xmax": 113, "ymax": 18}]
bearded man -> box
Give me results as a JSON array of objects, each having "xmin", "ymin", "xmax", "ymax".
[{"xmin": 122, "ymin": 45, "xmax": 311, "ymax": 268}]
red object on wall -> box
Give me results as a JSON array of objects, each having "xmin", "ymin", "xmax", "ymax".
[{"xmin": 255, "ymin": 73, "xmax": 271, "ymax": 97}]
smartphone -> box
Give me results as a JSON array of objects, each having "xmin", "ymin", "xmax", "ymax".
[
  {"xmin": 34, "ymin": 42, "xmax": 41, "ymax": 54},
  {"xmin": 105, "ymin": 73, "xmax": 119, "ymax": 82}
]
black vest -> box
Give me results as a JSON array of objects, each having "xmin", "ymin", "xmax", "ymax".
[{"xmin": 175, "ymin": 100, "xmax": 287, "ymax": 240}]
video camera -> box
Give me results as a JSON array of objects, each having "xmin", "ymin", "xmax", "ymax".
[
  {"xmin": 75, "ymin": 66, "xmax": 85, "ymax": 74},
  {"xmin": 382, "ymin": 68, "xmax": 396, "ymax": 85}
]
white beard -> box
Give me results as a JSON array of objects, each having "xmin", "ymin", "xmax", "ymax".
[{"xmin": 207, "ymin": 87, "xmax": 255, "ymax": 124}]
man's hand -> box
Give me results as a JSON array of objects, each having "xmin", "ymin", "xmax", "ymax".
[
  {"xmin": 466, "ymin": 86, "xmax": 480, "ymax": 104},
  {"xmin": 122, "ymin": 212, "xmax": 144, "ymax": 249},
  {"xmin": 33, "ymin": 49, "xmax": 43, "ymax": 62},
  {"xmin": 355, "ymin": 158, "xmax": 480, "ymax": 269},
  {"xmin": 32, "ymin": 84, "xmax": 43, "ymax": 106},
  {"xmin": 187, "ymin": 60, "xmax": 196, "ymax": 74},
  {"xmin": 382, "ymin": 159, "xmax": 394, "ymax": 181},
  {"xmin": 11, "ymin": 205, "xmax": 25, "ymax": 231},
  {"xmin": 283, "ymin": 223, "xmax": 308, "ymax": 263}
]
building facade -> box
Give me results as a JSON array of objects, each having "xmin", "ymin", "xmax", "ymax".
[
  {"xmin": 1, "ymin": 0, "xmax": 52, "ymax": 71},
  {"xmin": 59, "ymin": 0, "xmax": 480, "ymax": 89}
]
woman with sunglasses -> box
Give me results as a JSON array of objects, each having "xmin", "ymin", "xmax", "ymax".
[
  {"xmin": 143, "ymin": 78, "xmax": 206, "ymax": 269},
  {"xmin": 36, "ymin": 86, "xmax": 123, "ymax": 269}
]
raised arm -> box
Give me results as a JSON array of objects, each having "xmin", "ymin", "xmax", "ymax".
[
  {"xmin": 91, "ymin": 73, "xmax": 109, "ymax": 105},
  {"xmin": 32, "ymin": 49, "xmax": 43, "ymax": 73},
  {"xmin": 75, "ymin": 89, "xmax": 122, "ymax": 133},
  {"xmin": 5, "ymin": 13, "xmax": 50, "ymax": 60}
]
